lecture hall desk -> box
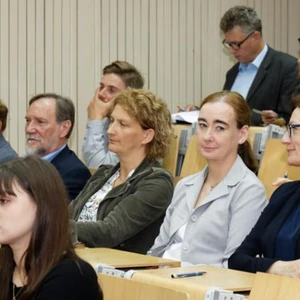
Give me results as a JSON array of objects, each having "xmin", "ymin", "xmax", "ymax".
[{"xmin": 75, "ymin": 247, "xmax": 181, "ymax": 269}]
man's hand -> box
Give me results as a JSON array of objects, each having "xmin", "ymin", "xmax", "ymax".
[
  {"xmin": 261, "ymin": 110, "xmax": 278, "ymax": 125},
  {"xmin": 88, "ymin": 88, "xmax": 114, "ymax": 120}
]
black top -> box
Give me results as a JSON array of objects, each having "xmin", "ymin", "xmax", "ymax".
[
  {"xmin": 12, "ymin": 257, "xmax": 102, "ymax": 300},
  {"xmin": 229, "ymin": 181, "xmax": 300, "ymax": 273}
]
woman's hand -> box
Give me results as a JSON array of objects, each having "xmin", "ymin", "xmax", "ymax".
[
  {"xmin": 268, "ymin": 260, "xmax": 300, "ymax": 278},
  {"xmin": 272, "ymin": 177, "xmax": 292, "ymax": 187}
]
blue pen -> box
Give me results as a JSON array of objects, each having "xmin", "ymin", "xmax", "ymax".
[{"xmin": 171, "ymin": 271, "xmax": 206, "ymax": 279}]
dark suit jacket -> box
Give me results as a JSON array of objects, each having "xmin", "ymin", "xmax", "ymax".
[
  {"xmin": 51, "ymin": 145, "xmax": 91, "ymax": 201},
  {"xmin": 228, "ymin": 181, "xmax": 300, "ymax": 273},
  {"xmin": 224, "ymin": 47, "xmax": 300, "ymax": 125},
  {"xmin": 0, "ymin": 134, "xmax": 18, "ymax": 164}
]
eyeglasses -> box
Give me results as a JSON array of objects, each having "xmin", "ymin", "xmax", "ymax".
[
  {"xmin": 222, "ymin": 31, "xmax": 255, "ymax": 50},
  {"xmin": 285, "ymin": 124, "xmax": 300, "ymax": 138}
]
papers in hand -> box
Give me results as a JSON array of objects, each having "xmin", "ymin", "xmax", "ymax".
[{"xmin": 171, "ymin": 110, "xmax": 199, "ymax": 124}]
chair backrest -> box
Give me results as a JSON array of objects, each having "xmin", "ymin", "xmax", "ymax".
[
  {"xmin": 249, "ymin": 272, "xmax": 300, "ymax": 300},
  {"xmin": 98, "ymin": 274, "xmax": 189, "ymax": 300},
  {"xmin": 180, "ymin": 134, "xmax": 206, "ymax": 177},
  {"xmin": 248, "ymin": 126, "xmax": 264, "ymax": 150},
  {"xmin": 163, "ymin": 124, "xmax": 189, "ymax": 176},
  {"xmin": 258, "ymin": 138, "xmax": 300, "ymax": 199},
  {"xmin": 258, "ymin": 139, "xmax": 287, "ymax": 199}
]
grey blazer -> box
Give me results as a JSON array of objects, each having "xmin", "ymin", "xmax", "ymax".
[{"xmin": 149, "ymin": 156, "xmax": 267, "ymax": 267}]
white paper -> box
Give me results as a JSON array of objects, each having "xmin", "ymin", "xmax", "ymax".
[{"xmin": 171, "ymin": 110, "xmax": 199, "ymax": 124}]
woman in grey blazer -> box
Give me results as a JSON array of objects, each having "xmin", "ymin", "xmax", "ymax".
[{"xmin": 149, "ymin": 90, "xmax": 267, "ymax": 267}]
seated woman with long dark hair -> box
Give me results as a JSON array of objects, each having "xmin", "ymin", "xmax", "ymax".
[{"xmin": 0, "ymin": 156, "xmax": 102, "ymax": 300}]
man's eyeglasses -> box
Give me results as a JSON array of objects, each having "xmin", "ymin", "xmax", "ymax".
[
  {"xmin": 285, "ymin": 124, "xmax": 300, "ymax": 138},
  {"xmin": 222, "ymin": 31, "xmax": 255, "ymax": 50}
]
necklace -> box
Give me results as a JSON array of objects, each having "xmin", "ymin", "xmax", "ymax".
[
  {"xmin": 12, "ymin": 283, "xmax": 23, "ymax": 300},
  {"xmin": 209, "ymin": 179, "xmax": 221, "ymax": 190}
]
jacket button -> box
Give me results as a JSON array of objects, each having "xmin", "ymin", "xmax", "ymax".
[
  {"xmin": 191, "ymin": 215, "xmax": 197, "ymax": 222},
  {"xmin": 183, "ymin": 244, "xmax": 189, "ymax": 251}
]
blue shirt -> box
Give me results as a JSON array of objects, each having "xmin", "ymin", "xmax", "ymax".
[
  {"xmin": 275, "ymin": 201, "xmax": 300, "ymax": 260},
  {"xmin": 231, "ymin": 44, "xmax": 268, "ymax": 99},
  {"xmin": 42, "ymin": 144, "xmax": 67, "ymax": 162}
]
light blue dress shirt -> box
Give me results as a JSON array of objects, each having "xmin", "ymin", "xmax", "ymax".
[
  {"xmin": 42, "ymin": 144, "xmax": 66, "ymax": 162},
  {"xmin": 231, "ymin": 44, "xmax": 268, "ymax": 99}
]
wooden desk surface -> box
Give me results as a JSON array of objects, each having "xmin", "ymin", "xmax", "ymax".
[
  {"xmin": 76, "ymin": 247, "xmax": 180, "ymax": 269},
  {"xmin": 132, "ymin": 265, "xmax": 255, "ymax": 293}
]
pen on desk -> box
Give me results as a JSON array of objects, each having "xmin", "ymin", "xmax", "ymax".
[
  {"xmin": 171, "ymin": 271, "xmax": 206, "ymax": 279},
  {"xmin": 283, "ymin": 172, "xmax": 288, "ymax": 179}
]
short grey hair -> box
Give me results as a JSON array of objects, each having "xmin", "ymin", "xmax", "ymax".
[
  {"xmin": 29, "ymin": 93, "xmax": 75, "ymax": 138},
  {"xmin": 220, "ymin": 6, "xmax": 262, "ymax": 35}
]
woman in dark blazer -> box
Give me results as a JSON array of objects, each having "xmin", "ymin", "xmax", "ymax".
[{"xmin": 229, "ymin": 87, "xmax": 300, "ymax": 278}]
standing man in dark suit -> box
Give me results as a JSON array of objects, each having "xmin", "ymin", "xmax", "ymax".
[
  {"xmin": 25, "ymin": 93, "xmax": 91, "ymax": 200},
  {"xmin": 221, "ymin": 6, "xmax": 300, "ymax": 126}
]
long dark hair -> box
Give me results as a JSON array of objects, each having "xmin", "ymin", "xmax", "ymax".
[
  {"xmin": 200, "ymin": 90, "xmax": 258, "ymax": 173},
  {"xmin": 0, "ymin": 156, "xmax": 76, "ymax": 300}
]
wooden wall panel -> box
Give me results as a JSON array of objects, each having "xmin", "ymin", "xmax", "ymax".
[{"xmin": 0, "ymin": 0, "xmax": 299, "ymax": 159}]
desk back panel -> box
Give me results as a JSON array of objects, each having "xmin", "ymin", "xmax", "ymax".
[
  {"xmin": 249, "ymin": 272, "xmax": 300, "ymax": 300},
  {"xmin": 98, "ymin": 274, "xmax": 189, "ymax": 300},
  {"xmin": 131, "ymin": 265, "xmax": 254, "ymax": 300}
]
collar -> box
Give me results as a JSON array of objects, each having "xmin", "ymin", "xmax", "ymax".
[
  {"xmin": 184, "ymin": 155, "xmax": 247, "ymax": 188},
  {"xmin": 183, "ymin": 156, "xmax": 248, "ymax": 208},
  {"xmin": 239, "ymin": 44, "xmax": 268, "ymax": 70},
  {"xmin": 42, "ymin": 144, "xmax": 67, "ymax": 162}
]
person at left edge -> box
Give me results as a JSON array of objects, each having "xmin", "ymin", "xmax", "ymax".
[
  {"xmin": 0, "ymin": 99, "xmax": 18, "ymax": 163},
  {"xmin": 25, "ymin": 93, "xmax": 91, "ymax": 201},
  {"xmin": 69, "ymin": 88, "xmax": 174, "ymax": 253},
  {"xmin": 0, "ymin": 156, "xmax": 102, "ymax": 300}
]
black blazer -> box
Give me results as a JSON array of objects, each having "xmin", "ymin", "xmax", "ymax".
[
  {"xmin": 224, "ymin": 47, "xmax": 300, "ymax": 125},
  {"xmin": 228, "ymin": 181, "xmax": 300, "ymax": 273},
  {"xmin": 51, "ymin": 145, "xmax": 91, "ymax": 201}
]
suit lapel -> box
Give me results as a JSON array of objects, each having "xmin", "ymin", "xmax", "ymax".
[{"xmin": 246, "ymin": 47, "xmax": 273, "ymax": 101}]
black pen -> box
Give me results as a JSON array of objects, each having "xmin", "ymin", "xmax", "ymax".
[
  {"xmin": 171, "ymin": 271, "xmax": 206, "ymax": 279},
  {"xmin": 283, "ymin": 172, "xmax": 288, "ymax": 179}
]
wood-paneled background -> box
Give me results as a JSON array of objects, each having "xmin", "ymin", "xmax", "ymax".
[{"xmin": 0, "ymin": 0, "xmax": 299, "ymax": 158}]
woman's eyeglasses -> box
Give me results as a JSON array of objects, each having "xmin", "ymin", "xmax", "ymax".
[{"xmin": 285, "ymin": 124, "xmax": 300, "ymax": 138}]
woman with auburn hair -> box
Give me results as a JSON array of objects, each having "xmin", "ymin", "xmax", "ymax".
[
  {"xmin": 149, "ymin": 90, "xmax": 267, "ymax": 267},
  {"xmin": 69, "ymin": 88, "xmax": 174, "ymax": 254},
  {"xmin": 0, "ymin": 156, "xmax": 102, "ymax": 300}
]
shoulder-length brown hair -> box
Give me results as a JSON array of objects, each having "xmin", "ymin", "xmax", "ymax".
[
  {"xmin": 109, "ymin": 88, "xmax": 173, "ymax": 161},
  {"xmin": 200, "ymin": 90, "xmax": 258, "ymax": 173},
  {"xmin": 0, "ymin": 156, "xmax": 75, "ymax": 300}
]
